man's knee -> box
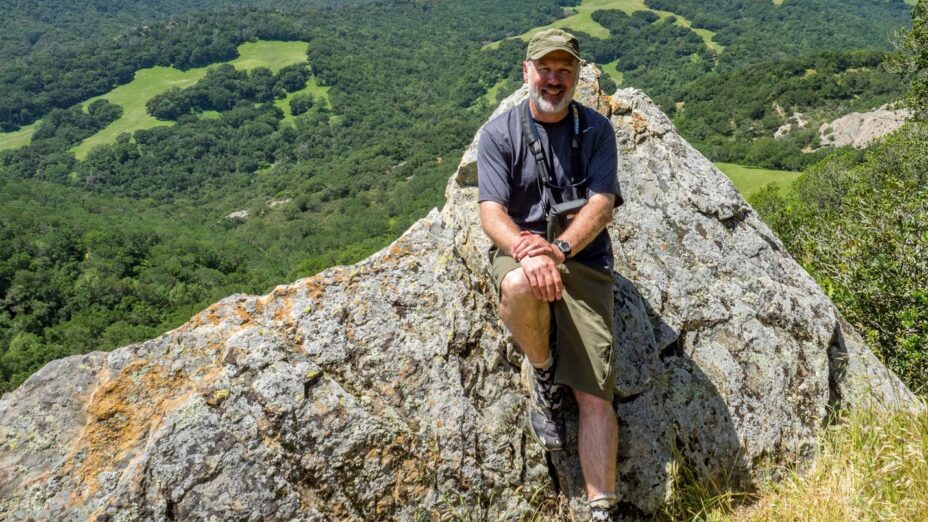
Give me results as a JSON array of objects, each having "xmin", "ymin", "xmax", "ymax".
[
  {"xmin": 574, "ymin": 389, "xmax": 615, "ymax": 418},
  {"xmin": 500, "ymin": 268, "xmax": 535, "ymax": 302}
]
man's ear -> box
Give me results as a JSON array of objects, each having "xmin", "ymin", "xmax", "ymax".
[{"xmin": 522, "ymin": 60, "xmax": 530, "ymax": 83}]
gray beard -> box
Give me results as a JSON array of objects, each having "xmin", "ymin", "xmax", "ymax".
[{"xmin": 530, "ymin": 84, "xmax": 573, "ymax": 115}]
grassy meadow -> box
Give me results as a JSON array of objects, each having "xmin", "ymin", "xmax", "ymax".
[
  {"xmin": 72, "ymin": 40, "xmax": 312, "ymax": 159},
  {"xmin": 715, "ymin": 162, "xmax": 801, "ymax": 198},
  {"xmin": 483, "ymin": 0, "xmax": 721, "ymax": 52},
  {"xmin": 602, "ymin": 59, "xmax": 624, "ymax": 86},
  {"xmin": 0, "ymin": 122, "xmax": 37, "ymax": 151},
  {"xmin": 0, "ymin": 40, "xmax": 321, "ymax": 160}
]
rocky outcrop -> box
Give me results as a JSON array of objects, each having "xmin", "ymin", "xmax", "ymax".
[
  {"xmin": 0, "ymin": 65, "xmax": 919, "ymax": 521},
  {"xmin": 774, "ymin": 112, "xmax": 807, "ymax": 138},
  {"xmin": 818, "ymin": 104, "xmax": 911, "ymax": 149}
]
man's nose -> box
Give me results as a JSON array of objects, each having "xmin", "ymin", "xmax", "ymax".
[{"xmin": 542, "ymin": 71, "xmax": 561, "ymax": 84}]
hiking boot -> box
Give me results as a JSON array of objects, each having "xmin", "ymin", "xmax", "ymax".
[{"xmin": 525, "ymin": 363, "xmax": 564, "ymax": 452}]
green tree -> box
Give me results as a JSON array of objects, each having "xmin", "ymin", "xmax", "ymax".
[{"xmin": 897, "ymin": 0, "xmax": 928, "ymax": 121}]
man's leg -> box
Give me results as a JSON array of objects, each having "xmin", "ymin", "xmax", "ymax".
[
  {"xmin": 573, "ymin": 388, "xmax": 618, "ymax": 499},
  {"xmin": 499, "ymin": 267, "xmax": 564, "ymax": 451},
  {"xmin": 499, "ymin": 268, "xmax": 550, "ymax": 365}
]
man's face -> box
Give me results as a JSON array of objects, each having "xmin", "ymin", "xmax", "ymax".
[{"xmin": 523, "ymin": 50, "xmax": 580, "ymax": 117}]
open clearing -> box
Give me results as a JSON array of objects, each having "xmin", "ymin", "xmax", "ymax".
[
  {"xmin": 483, "ymin": 0, "xmax": 721, "ymax": 53},
  {"xmin": 0, "ymin": 41, "xmax": 321, "ymax": 159},
  {"xmin": 73, "ymin": 66, "xmax": 211, "ymax": 159},
  {"xmin": 274, "ymin": 77, "xmax": 331, "ymax": 123},
  {"xmin": 73, "ymin": 40, "xmax": 311, "ymax": 159},
  {"xmin": 0, "ymin": 122, "xmax": 37, "ymax": 151},
  {"xmin": 602, "ymin": 59, "xmax": 624, "ymax": 86},
  {"xmin": 715, "ymin": 162, "xmax": 800, "ymax": 197}
]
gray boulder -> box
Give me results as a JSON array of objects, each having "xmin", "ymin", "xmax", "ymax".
[{"xmin": 0, "ymin": 65, "xmax": 918, "ymax": 521}]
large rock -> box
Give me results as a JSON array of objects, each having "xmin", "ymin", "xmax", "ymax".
[
  {"xmin": 818, "ymin": 104, "xmax": 911, "ymax": 149},
  {"xmin": 0, "ymin": 65, "xmax": 919, "ymax": 520}
]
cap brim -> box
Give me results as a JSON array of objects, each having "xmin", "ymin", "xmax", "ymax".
[{"xmin": 528, "ymin": 46, "xmax": 581, "ymax": 61}]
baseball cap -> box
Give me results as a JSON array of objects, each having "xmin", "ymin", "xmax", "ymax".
[{"xmin": 525, "ymin": 28, "xmax": 581, "ymax": 61}]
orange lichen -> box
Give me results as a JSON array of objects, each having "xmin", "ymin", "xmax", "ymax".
[
  {"xmin": 610, "ymin": 98, "xmax": 632, "ymax": 115},
  {"xmin": 631, "ymin": 111, "xmax": 649, "ymax": 135},
  {"xmin": 62, "ymin": 358, "xmax": 222, "ymax": 501}
]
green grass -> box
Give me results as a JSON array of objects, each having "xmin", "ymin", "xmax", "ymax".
[
  {"xmin": 602, "ymin": 59, "xmax": 624, "ymax": 86},
  {"xmin": 72, "ymin": 66, "xmax": 210, "ymax": 159},
  {"xmin": 483, "ymin": 0, "xmax": 721, "ymax": 53},
  {"xmin": 715, "ymin": 162, "xmax": 801, "ymax": 198},
  {"xmin": 476, "ymin": 78, "xmax": 510, "ymax": 108},
  {"xmin": 0, "ymin": 122, "xmax": 38, "ymax": 151},
  {"xmin": 45, "ymin": 40, "xmax": 311, "ymax": 160},
  {"xmin": 274, "ymin": 76, "xmax": 331, "ymax": 123},
  {"xmin": 225, "ymin": 40, "xmax": 310, "ymax": 73}
]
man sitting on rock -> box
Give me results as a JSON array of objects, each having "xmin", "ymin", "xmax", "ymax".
[{"xmin": 477, "ymin": 29, "xmax": 623, "ymax": 520}]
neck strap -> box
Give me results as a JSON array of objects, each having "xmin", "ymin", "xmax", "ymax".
[{"xmin": 520, "ymin": 100, "xmax": 588, "ymax": 212}]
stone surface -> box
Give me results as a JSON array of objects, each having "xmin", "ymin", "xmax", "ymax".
[
  {"xmin": 818, "ymin": 104, "xmax": 911, "ymax": 149},
  {"xmin": 0, "ymin": 65, "xmax": 919, "ymax": 521}
]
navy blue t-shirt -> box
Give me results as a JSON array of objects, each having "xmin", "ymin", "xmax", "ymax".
[{"xmin": 477, "ymin": 101, "xmax": 622, "ymax": 272}]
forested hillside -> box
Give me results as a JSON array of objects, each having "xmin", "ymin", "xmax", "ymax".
[
  {"xmin": 673, "ymin": 50, "xmax": 905, "ymax": 170},
  {"xmin": 0, "ymin": 0, "xmax": 567, "ymax": 392},
  {"xmin": 748, "ymin": 0, "xmax": 927, "ymax": 393},
  {"xmin": 0, "ymin": 0, "xmax": 381, "ymax": 61},
  {"xmin": 0, "ymin": 0, "xmax": 922, "ymax": 395}
]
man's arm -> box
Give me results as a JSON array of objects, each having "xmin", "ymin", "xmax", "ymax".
[
  {"xmin": 478, "ymin": 201, "xmax": 522, "ymax": 256},
  {"xmin": 511, "ymin": 192, "xmax": 616, "ymax": 263},
  {"xmin": 480, "ymin": 201, "xmax": 564, "ymax": 302},
  {"xmin": 557, "ymin": 192, "xmax": 616, "ymax": 253}
]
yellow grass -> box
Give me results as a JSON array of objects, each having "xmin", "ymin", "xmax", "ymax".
[
  {"xmin": 739, "ymin": 407, "xmax": 928, "ymax": 521},
  {"xmin": 662, "ymin": 405, "xmax": 928, "ymax": 521}
]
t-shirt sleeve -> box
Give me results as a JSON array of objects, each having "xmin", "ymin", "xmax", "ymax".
[
  {"xmin": 477, "ymin": 123, "xmax": 511, "ymax": 207},
  {"xmin": 586, "ymin": 118, "xmax": 623, "ymax": 208}
]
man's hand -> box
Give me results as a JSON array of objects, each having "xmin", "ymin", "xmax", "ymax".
[
  {"xmin": 519, "ymin": 254, "xmax": 564, "ymax": 302},
  {"xmin": 511, "ymin": 231, "xmax": 566, "ymax": 264}
]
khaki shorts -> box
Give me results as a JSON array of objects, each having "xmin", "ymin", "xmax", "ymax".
[{"xmin": 489, "ymin": 249, "xmax": 615, "ymax": 401}]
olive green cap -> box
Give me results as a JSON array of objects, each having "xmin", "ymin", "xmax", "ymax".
[{"xmin": 525, "ymin": 28, "xmax": 581, "ymax": 61}]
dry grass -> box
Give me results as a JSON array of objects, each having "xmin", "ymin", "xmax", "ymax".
[
  {"xmin": 740, "ymin": 407, "xmax": 928, "ymax": 521},
  {"xmin": 665, "ymin": 406, "xmax": 928, "ymax": 522}
]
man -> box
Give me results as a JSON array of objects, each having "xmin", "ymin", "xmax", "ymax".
[{"xmin": 477, "ymin": 29, "xmax": 623, "ymax": 520}]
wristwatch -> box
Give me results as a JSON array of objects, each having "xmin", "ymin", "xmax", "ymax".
[{"xmin": 553, "ymin": 239, "xmax": 571, "ymax": 259}]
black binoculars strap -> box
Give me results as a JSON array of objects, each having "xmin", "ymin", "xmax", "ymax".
[{"xmin": 519, "ymin": 100, "xmax": 586, "ymax": 215}]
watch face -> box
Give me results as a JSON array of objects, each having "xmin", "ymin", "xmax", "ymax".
[{"xmin": 556, "ymin": 240, "xmax": 570, "ymax": 254}]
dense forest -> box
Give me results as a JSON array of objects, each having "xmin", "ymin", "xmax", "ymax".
[
  {"xmin": 0, "ymin": 0, "xmax": 570, "ymax": 391},
  {"xmin": 672, "ymin": 50, "xmax": 905, "ymax": 170},
  {"xmin": 0, "ymin": 0, "xmax": 382, "ymax": 61},
  {"xmin": 0, "ymin": 0, "xmax": 924, "ymax": 394},
  {"xmin": 644, "ymin": 0, "xmax": 910, "ymax": 70}
]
